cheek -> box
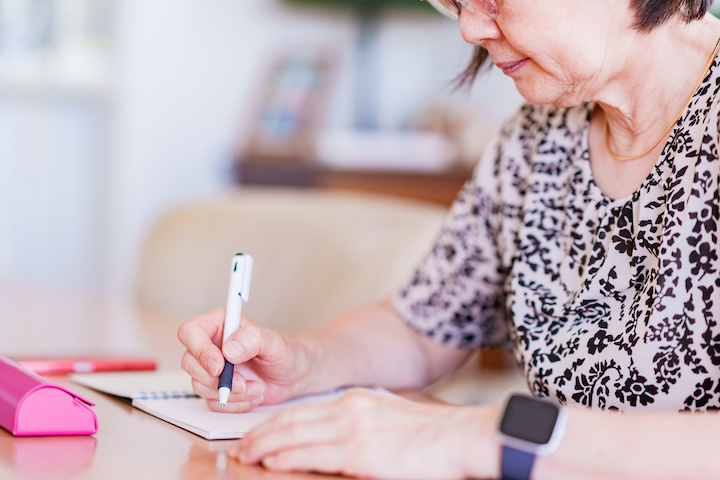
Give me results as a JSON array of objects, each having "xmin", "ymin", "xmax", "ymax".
[
  {"xmin": 504, "ymin": 17, "xmax": 600, "ymax": 75},
  {"xmin": 512, "ymin": 58, "xmax": 594, "ymax": 106},
  {"xmin": 531, "ymin": 45, "xmax": 598, "ymax": 86}
]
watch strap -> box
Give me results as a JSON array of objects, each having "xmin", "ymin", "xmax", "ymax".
[{"xmin": 500, "ymin": 445, "xmax": 536, "ymax": 480}]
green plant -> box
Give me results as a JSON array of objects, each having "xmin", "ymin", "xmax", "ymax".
[{"xmin": 283, "ymin": 0, "xmax": 433, "ymax": 13}]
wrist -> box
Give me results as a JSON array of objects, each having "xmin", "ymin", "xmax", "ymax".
[
  {"xmin": 291, "ymin": 332, "xmax": 347, "ymax": 397},
  {"xmin": 497, "ymin": 394, "xmax": 567, "ymax": 480},
  {"xmin": 294, "ymin": 320, "xmax": 379, "ymax": 395},
  {"xmin": 458, "ymin": 405, "xmax": 503, "ymax": 480},
  {"xmin": 287, "ymin": 333, "xmax": 321, "ymax": 397}
]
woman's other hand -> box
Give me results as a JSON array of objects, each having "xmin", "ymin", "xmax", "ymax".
[
  {"xmin": 177, "ymin": 308, "xmax": 311, "ymax": 412},
  {"xmin": 230, "ymin": 389, "xmax": 500, "ymax": 480}
]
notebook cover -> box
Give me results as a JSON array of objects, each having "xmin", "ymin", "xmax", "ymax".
[{"xmin": 0, "ymin": 356, "xmax": 97, "ymax": 436}]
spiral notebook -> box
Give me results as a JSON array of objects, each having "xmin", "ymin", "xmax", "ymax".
[
  {"xmin": 69, "ymin": 370, "xmax": 197, "ymax": 400},
  {"xmin": 69, "ymin": 370, "xmax": 376, "ymax": 440}
]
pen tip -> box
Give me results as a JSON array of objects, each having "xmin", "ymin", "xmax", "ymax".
[{"xmin": 221, "ymin": 403, "xmax": 225, "ymax": 409}]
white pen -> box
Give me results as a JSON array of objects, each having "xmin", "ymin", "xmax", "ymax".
[{"xmin": 218, "ymin": 253, "xmax": 253, "ymax": 408}]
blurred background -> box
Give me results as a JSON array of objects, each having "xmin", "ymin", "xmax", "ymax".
[
  {"xmin": 0, "ymin": 0, "xmax": 524, "ymax": 302},
  {"xmin": 3, "ymin": 0, "xmax": 720, "ymax": 409}
]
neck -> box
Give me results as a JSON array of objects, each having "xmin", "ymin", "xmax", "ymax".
[{"xmin": 596, "ymin": 15, "xmax": 720, "ymax": 157}]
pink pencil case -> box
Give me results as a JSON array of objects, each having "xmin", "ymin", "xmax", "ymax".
[{"xmin": 0, "ymin": 355, "xmax": 97, "ymax": 436}]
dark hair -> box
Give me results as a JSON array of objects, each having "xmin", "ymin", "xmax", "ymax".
[{"xmin": 455, "ymin": 0, "xmax": 714, "ymax": 88}]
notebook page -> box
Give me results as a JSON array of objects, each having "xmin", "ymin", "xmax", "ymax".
[
  {"xmin": 70, "ymin": 370, "xmax": 196, "ymax": 399},
  {"xmin": 132, "ymin": 388, "xmax": 378, "ymax": 440}
]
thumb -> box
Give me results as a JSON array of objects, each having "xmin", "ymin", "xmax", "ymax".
[{"xmin": 221, "ymin": 317, "xmax": 286, "ymax": 364}]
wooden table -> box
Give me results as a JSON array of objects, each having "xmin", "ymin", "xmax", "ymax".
[
  {"xmin": 0, "ymin": 284, "xmax": 338, "ymax": 480},
  {"xmin": 0, "ymin": 377, "xmax": 337, "ymax": 480},
  {"xmin": 0, "ymin": 283, "xmax": 525, "ymax": 479}
]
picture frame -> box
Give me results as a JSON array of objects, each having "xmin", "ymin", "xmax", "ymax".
[{"xmin": 240, "ymin": 50, "xmax": 338, "ymax": 163}]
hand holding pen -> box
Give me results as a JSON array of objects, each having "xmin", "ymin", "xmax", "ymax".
[
  {"xmin": 219, "ymin": 253, "xmax": 253, "ymax": 408},
  {"xmin": 178, "ymin": 251, "xmax": 312, "ymax": 412}
]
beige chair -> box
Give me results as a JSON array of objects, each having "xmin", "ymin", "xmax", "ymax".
[
  {"xmin": 134, "ymin": 186, "xmax": 527, "ymax": 405},
  {"xmin": 134, "ymin": 187, "xmax": 447, "ymax": 334}
]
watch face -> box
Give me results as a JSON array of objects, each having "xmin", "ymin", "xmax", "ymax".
[{"xmin": 499, "ymin": 394, "xmax": 560, "ymax": 445}]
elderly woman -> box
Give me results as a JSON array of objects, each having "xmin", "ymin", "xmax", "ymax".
[{"xmin": 178, "ymin": 0, "xmax": 720, "ymax": 478}]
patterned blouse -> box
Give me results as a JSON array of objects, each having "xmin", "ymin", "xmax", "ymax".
[{"xmin": 394, "ymin": 57, "xmax": 720, "ymax": 412}]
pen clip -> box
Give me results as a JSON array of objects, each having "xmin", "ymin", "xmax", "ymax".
[{"xmin": 231, "ymin": 253, "xmax": 254, "ymax": 302}]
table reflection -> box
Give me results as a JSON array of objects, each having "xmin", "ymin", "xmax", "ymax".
[
  {"xmin": 0, "ymin": 434, "xmax": 97, "ymax": 480},
  {"xmin": 180, "ymin": 441, "xmax": 334, "ymax": 480}
]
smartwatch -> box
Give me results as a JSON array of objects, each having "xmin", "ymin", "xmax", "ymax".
[{"xmin": 498, "ymin": 393, "xmax": 567, "ymax": 480}]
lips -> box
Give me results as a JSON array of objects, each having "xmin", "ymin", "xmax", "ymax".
[{"xmin": 495, "ymin": 58, "xmax": 529, "ymax": 75}]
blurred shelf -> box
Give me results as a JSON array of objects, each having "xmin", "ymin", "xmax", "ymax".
[
  {"xmin": 234, "ymin": 158, "xmax": 474, "ymax": 207},
  {"xmin": 0, "ymin": 50, "xmax": 111, "ymax": 99}
]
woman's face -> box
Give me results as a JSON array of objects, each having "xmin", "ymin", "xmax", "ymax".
[{"xmin": 460, "ymin": 0, "xmax": 631, "ymax": 107}]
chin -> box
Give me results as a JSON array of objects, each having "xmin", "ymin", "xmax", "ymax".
[{"xmin": 514, "ymin": 81, "xmax": 581, "ymax": 108}]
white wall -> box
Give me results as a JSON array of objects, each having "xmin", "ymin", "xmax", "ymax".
[
  {"xmin": 0, "ymin": 0, "xmax": 523, "ymax": 297},
  {"xmin": 0, "ymin": 94, "xmax": 106, "ymax": 287}
]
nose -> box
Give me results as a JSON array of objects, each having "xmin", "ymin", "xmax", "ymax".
[{"xmin": 459, "ymin": 10, "xmax": 501, "ymax": 44}]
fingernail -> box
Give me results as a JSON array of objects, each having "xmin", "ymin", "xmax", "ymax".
[
  {"xmin": 206, "ymin": 359, "xmax": 220, "ymax": 377},
  {"xmin": 251, "ymin": 395, "xmax": 264, "ymax": 406},
  {"xmin": 223, "ymin": 340, "xmax": 244, "ymax": 362},
  {"xmin": 235, "ymin": 380, "xmax": 247, "ymax": 395},
  {"xmin": 228, "ymin": 445, "xmax": 242, "ymax": 461},
  {"xmin": 231, "ymin": 443, "xmax": 249, "ymax": 463},
  {"xmin": 247, "ymin": 382, "xmax": 264, "ymax": 398}
]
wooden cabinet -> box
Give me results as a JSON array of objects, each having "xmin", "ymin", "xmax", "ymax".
[{"xmin": 235, "ymin": 159, "xmax": 473, "ymax": 207}]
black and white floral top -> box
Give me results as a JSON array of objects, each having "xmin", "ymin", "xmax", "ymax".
[{"xmin": 394, "ymin": 57, "xmax": 720, "ymax": 411}]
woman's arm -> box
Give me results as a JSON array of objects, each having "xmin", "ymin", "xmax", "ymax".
[
  {"xmin": 537, "ymin": 406, "xmax": 720, "ymax": 480},
  {"xmin": 296, "ymin": 296, "xmax": 473, "ymax": 395},
  {"xmin": 233, "ymin": 391, "xmax": 720, "ymax": 480},
  {"xmin": 177, "ymin": 296, "xmax": 471, "ymax": 411}
]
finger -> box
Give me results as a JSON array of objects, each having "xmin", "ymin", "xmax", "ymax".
[
  {"xmin": 204, "ymin": 382, "xmax": 264, "ymax": 412},
  {"xmin": 244, "ymin": 402, "xmax": 335, "ymax": 440},
  {"xmin": 242, "ymin": 390, "xmax": 381, "ymax": 445},
  {"xmin": 191, "ymin": 375, "xmax": 263, "ymax": 401},
  {"xmin": 260, "ymin": 445, "xmax": 348, "ymax": 476},
  {"xmin": 177, "ymin": 308, "xmax": 226, "ymax": 377},
  {"xmin": 181, "ymin": 350, "xmax": 218, "ymax": 390},
  {"xmin": 204, "ymin": 394, "xmax": 265, "ymax": 413},
  {"xmin": 221, "ymin": 320, "xmax": 291, "ymax": 365},
  {"xmin": 234, "ymin": 408, "xmax": 346, "ymax": 465},
  {"xmin": 190, "ymin": 373, "xmax": 244, "ymax": 397}
]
